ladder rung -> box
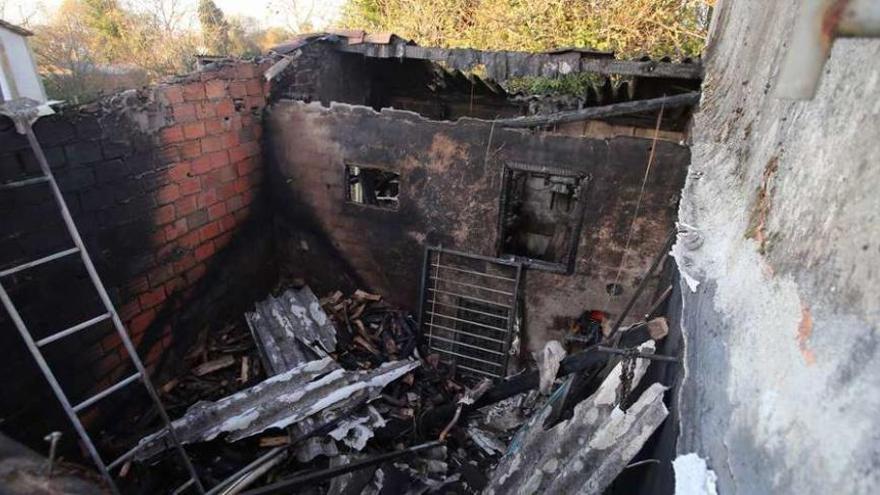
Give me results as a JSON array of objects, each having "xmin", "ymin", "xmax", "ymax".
[
  {"xmin": 37, "ymin": 313, "xmax": 112, "ymax": 347},
  {"xmin": 172, "ymin": 478, "xmax": 197, "ymax": 495},
  {"xmin": 73, "ymin": 373, "xmax": 140, "ymax": 413},
  {"xmin": 108, "ymin": 431, "xmax": 163, "ymax": 471},
  {"xmin": 0, "ymin": 247, "xmax": 80, "ymax": 277},
  {"xmin": 0, "ymin": 175, "xmax": 49, "ymax": 190}
]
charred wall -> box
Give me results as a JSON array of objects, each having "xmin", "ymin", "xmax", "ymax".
[
  {"xmin": 265, "ymin": 100, "xmax": 689, "ymax": 354},
  {"xmin": 0, "ymin": 61, "xmax": 276, "ymax": 448}
]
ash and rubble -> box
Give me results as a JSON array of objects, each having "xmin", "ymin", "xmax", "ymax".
[{"xmin": 113, "ymin": 284, "xmax": 673, "ymax": 494}]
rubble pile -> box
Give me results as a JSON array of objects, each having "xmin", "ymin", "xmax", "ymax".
[
  {"xmin": 113, "ymin": 284, "xmax": 673, "ymax": 495},
  {"xmin": 122, "ymin": 286, "xmax": 514, "ymax": 494}
]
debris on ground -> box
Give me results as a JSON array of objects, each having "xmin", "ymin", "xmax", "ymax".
[{"xmin": 119, "ymin": 284, "xmax": 674, "ymax": 494}]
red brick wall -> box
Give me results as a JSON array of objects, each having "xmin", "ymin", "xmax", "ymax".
[
  {"xmin": 110, "ymin": 63, "xmax": 270, "ymax": 369},
  {"xmin": 0, "ymin": 60, "xmax": 276, "ymax": 439}
]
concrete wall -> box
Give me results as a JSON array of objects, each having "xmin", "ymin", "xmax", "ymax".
[
  {"xmin": 675, "ymin": 1, "xmax": 880, "ymax": 493},
  {"xmin": 0, "ymin": 60, "xmax": 276, "ymax": 445},
  {"xmin": 265, "ymin": 100, "xmax": 689, "ymax": 354}
]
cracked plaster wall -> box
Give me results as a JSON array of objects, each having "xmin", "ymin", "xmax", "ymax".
[{"xmin": 675, "ymin": 1, "xmax": 880, "ymax": 494}]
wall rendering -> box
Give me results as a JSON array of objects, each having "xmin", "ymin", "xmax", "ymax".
[{"xmin": 675, "ymin": 1, "xmax": 880, "ymax": 493}]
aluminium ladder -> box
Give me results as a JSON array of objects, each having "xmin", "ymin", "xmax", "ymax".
[{"xmin": 0, "ymin": 100, "xmax": 204, "ymax": 495}]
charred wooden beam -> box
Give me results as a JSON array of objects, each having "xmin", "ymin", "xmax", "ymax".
[{"xmin": 494, "ymin": 92, "xmax": 701, "ymax": 128}]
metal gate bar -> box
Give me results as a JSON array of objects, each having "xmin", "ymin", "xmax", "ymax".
[{"xmin": 418, "ymin": 246, "xmax": 521, "ymax": 379}]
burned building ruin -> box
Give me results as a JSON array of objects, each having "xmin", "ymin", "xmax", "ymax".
[{"xmin": 2, "ymin": 2, "xmax": 877, "ymax": 493}]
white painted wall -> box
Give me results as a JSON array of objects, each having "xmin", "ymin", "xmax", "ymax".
[{"xmin": 0, "ymin": 25, "xmax": 46, "ymax": 102}]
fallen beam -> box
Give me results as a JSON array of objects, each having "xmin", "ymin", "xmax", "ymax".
[{"xmin": 494, "ymin": 92, "xmax": 701, "ymax": 128}]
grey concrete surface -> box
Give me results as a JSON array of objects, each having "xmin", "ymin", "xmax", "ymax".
[{"xmin": 675, "ymin": 1, "xmax": 880, "ymax": 493}]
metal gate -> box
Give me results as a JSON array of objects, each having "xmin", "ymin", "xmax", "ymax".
[{"xmin": 418, "ymin": 246, "xmax": 521, "ymax": 379}]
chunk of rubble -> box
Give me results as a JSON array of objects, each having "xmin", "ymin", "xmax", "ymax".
[
  {"xmin": 485, "ymin": 341, "xmax": 668, "ymax": 495},
  {"xmin": 245, "ymin": 286, "xmax": 338, "ymax": 374}
]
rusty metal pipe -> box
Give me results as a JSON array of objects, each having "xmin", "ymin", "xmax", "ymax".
[{"xmin": 776, "ymin": 0, "xmax": 880, "ymax": 99}]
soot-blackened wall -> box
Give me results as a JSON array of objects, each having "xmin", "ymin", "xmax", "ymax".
[
  {"xmin": 0, "ymin": 61, "xmax": 276, "ymax": 446},
  {"xmin": 266, "ymin": 101, "xmax": 689, "ymax": 354}
]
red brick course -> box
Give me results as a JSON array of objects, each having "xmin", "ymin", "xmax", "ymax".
[{"xmin": 117, "ymin": 60, "xmax": 269, "ymax": 368}]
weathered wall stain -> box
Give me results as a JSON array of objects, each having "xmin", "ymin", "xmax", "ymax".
[{"xmin": 266, "ymin": 101, "xmax": 689, "ymax": 353}]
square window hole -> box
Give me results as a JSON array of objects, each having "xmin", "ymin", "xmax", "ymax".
[{"xmin": 345, "ymin": 164, "xmax": 400, "ymax": 210}]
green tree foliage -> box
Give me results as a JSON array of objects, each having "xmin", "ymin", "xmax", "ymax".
[
  {"xmin": 198, "ymin": 0, "xmax": 231, "ymax": 55},
  {"xmin": 341, "ymin": 0, "xmax": 711, "ymax": 58}
]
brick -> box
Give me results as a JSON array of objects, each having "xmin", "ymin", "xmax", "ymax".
[
  {"xmin": 168, "ymin": 162, "xmax": 191, "ymax": 182},
  {"xmin": 217, "ymin": 166, "xmax": 237, "ymax": 184},
  {"xmin": 160, "ymin": 85, "xmax": 184, "ymax": 104},
  {"xmin": 245, "ymin": 79, "xmax": 263, "ymax": 96},
  {"xmin": 180, "ymin": 140, "xmax": 202, "ymax": 159},
  {"xmin": 124, "ymin": 275, "xmax": 150, "ymax": 295},
  {"xmin": 229, "ymin": 142, "xmax": 259, "ymax": 162},
  {"xmin": 147, "ymin": 263, "xmax": 175, "ymax": 287},
  {"xmin": 186, "ymin": 209, "xmax": 209, "ymax": 230},
  {"xmin": 179, "ymin": 177, "xmax": 201, "ymax": 196},
  {"xmin": 216, "ymin": 99, "xmax": 235, "ymax": 117},
  {"xmin": 157, "ymin": 145, "xmax": 181, "ymax": 165},
  {"xmin": 194, "ymin": 241, "xmax": 215, "ymax": 261},
  {"xmin": 207, "ymin": 202, "xmax": 227, "ymax": 220},
  {"xmin": 164, "ymin": 217, "xmax": 188, "ymax": 241},
  {"xmin": 175, "ymin": 195, "xmax": 198, "ymax": 217},
  {"xmin": 208, "ymin": 150, "xmax": 229, "ymax": 169},
  {"xmin": 173, "ymin": 103, "xmax": 197, "ymax": 123},
  {"xmin": 213, "ymin": 231, "xmax": 233, "ymax": 250},
  {"xmin": 156, "ymin": 184, "xmax": 180, "ymax": 205},
  {"xmin": 198, "ymin": 221, "xmax": 221, "ymax": 242},
  {"xmin": 138, "ymin": 287, "xmax": 166, "ymax": 310},
  {"xmin": 183, "ymin": 82, "xmax": 206, "ymax": 101},
  {"xmin": 235, "ymin": 64, "xmax": 256, "ymax": 79},
  {"xmin": 155, "ymin": 203, "xmax": 175, "ymax": 225},
  {"xmin": 128, "ymin": 309, "xmax": 156, "ymax": 337},
  {"xmin": 196, "ymin": 188, "xmax": 219, "ymax": 208},
  {"xmin": 178, "ymin": 230, "xmax": 200, "ymax": 250},
  {"xmin": 236, "ymin": 156, "xmax": 259, "ymax": 176},
  {"xmin": 164, "ymin": 276, "xmax": 187, "ymax": 295},
  {"xmin": 229, "ymin": 81, "xmax": 247, "ymax": 98},
  {"xmin": 219, "ymin": 213, "xmax": 237, "ymax": 233},
  {"xmin": 117, "ymin": 300, "xmax": 141, "ymax": 321},
  {"xmin": 234, "ymin": 176, "xmax": 254, "ymax": 194},
  {"xmin": 245, "ymin": 95, "xmax": 265, "ymax": 110},
  {"xmin": 226, "ymin": 194, "xmax": 243, "ymax": 212},
  {"xmin": 223, "ymin": 130, "xmax": 240, "ymax": 148},
  {"xmin": 183, "ymin": 122, "xmax": 206, "ymax": 140},
  {"xmin": 101, "ymin": 331, "xmax": 123, "ymax": 353},
  {"xmin": 185, "ymin": 263, "xmax": 207, "ymax": 284},
  {"xmin": 65, "ymin": 141, "xmax": 103, "ymax": 165},
  {"xmin": 218, "ymin": 181, "xmax": 237, "ymax": 199},
  {"xmin": 201, "ymin": 135, "xmax": 225, "ymax": 153},
  {"xmin": 205, "ymin": 79, "xmax": 227, "ymax": 99},
  {"xmin": 151, "ymin": 228, "xmax": 166, "ymax": 245},
  {"xmin": 191, "ymin": 154, "xmax": 213, "ymax": 175},
  {"xmin": 174, "ymin": 252, "xmax": 198, "ymax": 273},
  {"xmin": 205, "ymin": 118, "xmax": 225, "ymax": 135},
  {"xmin": 194, "ymin": 101, "xmax": 216, "ymax": 119}
]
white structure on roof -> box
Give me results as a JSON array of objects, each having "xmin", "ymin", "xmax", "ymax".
[{"xmin": 0, "ymin": 19, "xmax": 46, "ymax": 104}]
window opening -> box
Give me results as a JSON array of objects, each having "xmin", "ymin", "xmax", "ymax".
[
  {"xmin": 346, "ymin": 164, "xmax": 400, "ymax": 210},
  {"xmin": 499, "ymin": 163, "xmax": 587, "ymax": 272}
]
